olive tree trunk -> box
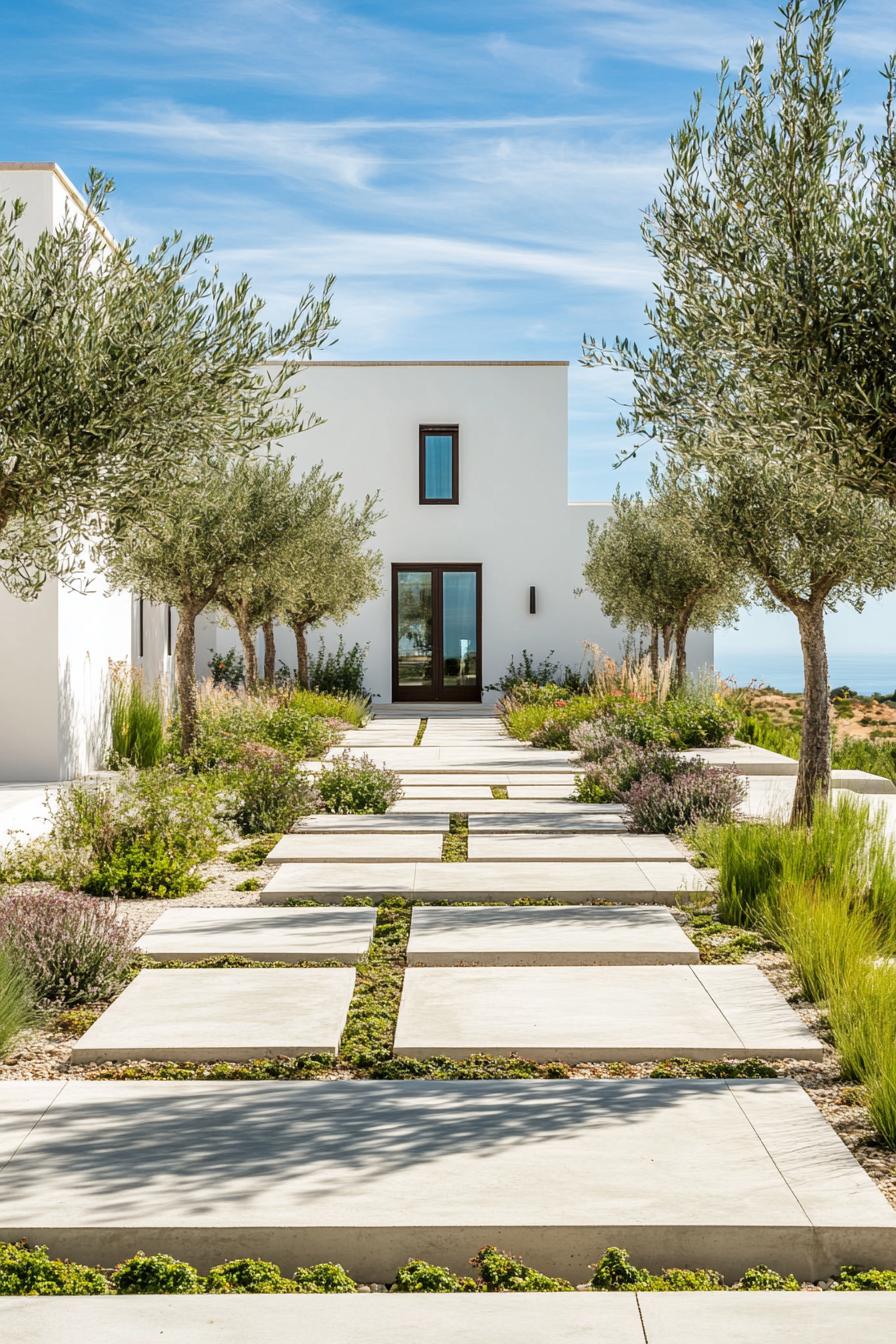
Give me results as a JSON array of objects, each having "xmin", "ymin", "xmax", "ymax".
[
  {"xmin": 791, "ymin": 596, "xmax": 831, "ymax": 826},
  {"xmin": 174, "ymin": 603, "xmax": 200, "ymax": 756},
  {"xmin": 290, "ymin": 618, "xmax": 310, "ymax": 689},
  {"xmin": 673, "ymin": 618, "xmax": 690, "ymax": 687},
  {"xmin": 232, "ymin": 612, "xmax": 258, "ymax": 692},
  {"xmin": 648, "ymin": 626, "xmax": 659, "ymax": 678},
  {"xmin": 262, "ymin": 619, "xmax": 276, "ymax": 685}
]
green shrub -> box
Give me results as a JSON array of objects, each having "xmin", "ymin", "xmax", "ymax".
[
  {"xmin": 209, "ymin": 649, "xmax": 245, "ymax": 689},
  {"xmin": 288, "ymin": 688, "xmax": 368, "ymax": 727},
  {"xmin": 573, "ymin": 739, "xmax": 684, "ymax": 805},
  {"xmin": 229, "ymin": 743, "xmax": 321, "ymax": 834},
  {"xmin": 471, "ymin": 1246, "xmax": 573, "ymax": 1292},
  {"xmin": 191, "ymin": 686, "xmax": 340, "ymax": 768},
  {"xmin": 293, "ymin": 1262, "xmax": 356, "ymax": 1293},
  {"xmin": 0, "ymin": 1241, "xmax": 108, "ymax": 1295},
  {"xmin": 0, "ymin": 947, "xmax": 35, "ymax": 1058},
  {"xmin": 205, "ymin": 1258, "xmax": 296, "ymax": 1293},
  {"xmin": 308, "ymin": 637, "xmax": 368, "ymax": 698},
  {"xmin": 737, "ymin": 1264, "xmax": 800, "ymax": 1291},
  {"xmin": 261, "ymin": 703, "xmax": 336, "ymax": 757},
  {"xmin": 653, "ymin": 1267, "xmax": 725, "ymax": 1291},
  {"xmin": 110, "ymin": 1253, "xmax": 202, "ymax": 1294},
  {"xmin": 835, "ymin": 1265, "xmax": 896, "ymax": 1291},
  {"xmin": 659, "ymin": 695, "xmax": 737, "ymax": 748},
  {"xmin": 0, "ymin": 769, "xmax": 219, "ymax": 900},
  {"xmin": 318, "ymin": 751, "xmax": 402, "ymax": 814},
  {"xmin": 590, "ymin": 1247, "xmax": 652, "ymax": 1291},
  {"xmin": 486, "ymin": 650, "xmax": 562, "ymax": 693},
  {"xmin": 625, "ymin": 765, "xmax": 744, "ymax": 834},
  {"xmin": 392, "ymin": 1259, "xmax": 480, "ymax": 1292},
  {"xmin": 108, "ymin": 666, "xmax": 166, "ymax": 768},
  {"xmin": 735, "ymin": 709, "xmax": 801, "ymax": 758}
]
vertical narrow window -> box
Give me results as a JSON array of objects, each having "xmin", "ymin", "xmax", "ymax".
[
  {"xmin": 419, "ymin": 425, "xmax": 459, "ymax": 504},
  {"xmin": 138, "ymin": 595, "xmax": 144, "ymax": 659},
  {"xmin": 166, "ymin": 604, "xmax": 172, "ymax": 657}
]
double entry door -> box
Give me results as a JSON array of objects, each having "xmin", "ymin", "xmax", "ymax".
[{"xmin": 391, "ymin": 563, "xmax": 481, "ymax": 701}]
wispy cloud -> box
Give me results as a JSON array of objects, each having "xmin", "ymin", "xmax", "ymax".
[{"xmin": 559, "ymin": 0, "xmax": 769, "ymax": 72}]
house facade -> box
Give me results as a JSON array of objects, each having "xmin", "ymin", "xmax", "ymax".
[{"xmin": 0, "ymin": 162, "xmax": 713, "ymax": 781}]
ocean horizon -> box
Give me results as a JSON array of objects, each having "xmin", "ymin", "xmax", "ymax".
[{"xmin": 715, "ymin": 651, "xmax": 896, "ymax": 696}]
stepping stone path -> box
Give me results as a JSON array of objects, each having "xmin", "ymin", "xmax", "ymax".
[
  {"xmin": 135, "ymin": 907, "xmax": 376, "ymax": 963},
  {"xmin": 6, "ymin": 707, "xmax": 894, "ymax": 1335},
  {"xmin": 0, "ymin": 1079, "xmax": 892, "ymax": 1281},
  {"xmin": 3, "ymin": 1292, "xmax": 894, "ymax": 1343},
  {"xmin": 260, "ymin": 859, "xmax": 708, "ymax": 904},
  {"xmin": 406, "ymin": 904, "xmax": 701, "ymax": 965},
  {"xmin": 70, "ymin": 969, "xmax": 355, "ymax": 1062},
  {"xmin": 393, "ymin": 965, "xmax": 824, "ymax": 1062}
]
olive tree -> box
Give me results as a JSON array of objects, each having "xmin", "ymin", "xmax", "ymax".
[
  {"xmin": 582, "ymin": 0, "xmax": 896, "ymax": 819},
  {"xmin": 584, "ymin": 479, "xmax": 742, "ymax": 682},
  {"xmin": 0, "ymin": 170, "xmax": 335, "ymax": 600},
  {"xmin": 283, "ymin": 472, "xmax": 382, "ymax": 688},
  {"xmin": 108, "ymin": 457, "xmax": 303, "ymax": 753}
]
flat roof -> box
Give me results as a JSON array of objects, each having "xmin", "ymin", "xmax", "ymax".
[{"xmin": 0, "ymin": 161, "xmax": 117, "ymax": 247}]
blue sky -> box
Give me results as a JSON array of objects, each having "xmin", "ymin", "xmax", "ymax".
[{"xmin": 4, "ymin": 0, "xmax": 896, "ymax": 681}]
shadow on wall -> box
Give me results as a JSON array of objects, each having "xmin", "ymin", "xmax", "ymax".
[{"xmin": 58, "ymin": 654, "xmax": 111, "ymax": 780}]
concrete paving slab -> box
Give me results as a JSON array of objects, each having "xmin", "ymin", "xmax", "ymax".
[
  {"xmin": 468, "ymin": 809, "xmax": 629, "ymax": 833},
  {"xmin": 393, "ymin": 965, "xmax": 822, "ymax": 1061},
  {"xmin": 401, "ymin": 785, "xmax": 494, "ymax": 799},
  {"xmin": 266, "ymin": 833, "xmax": 443, "ymax": 864},
  {"xmin": 406, "ymin": 904, "xmax": 700, "ymax": 965},
  {"xmin": 391, "ymin": 798, "xmax": 624, "ymax": 815},
  {"xmin": 0, "ymin": 1294, "xmax": 645, "ymax": 1344},
  {"xmin": 135, "ymin": 907, "xmax": 376, "ymax": 964},
  {"xmin": 69, "ymin": 969, "xmax": 356, "ymax": 1062},
  {"xmin": 468, "ymin": 834, "xmax": 682, "ymax": 862},
  {"xmin": 682, "ymin": 745, "xmax": 799, "ymax": 775},
  {"xmin": 638, "ymin": 1290, "xmax": 896, "ymax": 1342},
  {"xmin": 297, "ymin": 813, "xmax": 451, "ymax": 833},
  {"xmin": 507, "ymin": 785, "xmax": 573, "ymax": 799},
  {"xmin": 261, "ymin": 860, "xmax": 708, "ymax": 904},
  {"xmin": 0, "ymin": 1083, "xmax": 66, "ymax": 1165},
  {"xmin": 261, "ymin": 862, "xmax": 415, "ymax": 901},
  {"xmin": 327, "ymin": 748, "xmax": 577, "ymax": 773},
  {"xmin": 0, "ymin": 1078, "xmax": 892, "ymax": 1279}
]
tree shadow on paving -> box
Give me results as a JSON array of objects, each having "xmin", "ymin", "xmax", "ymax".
[{"xmin": 0, "ymin": 1078, "xmax": 801, "ymax": 1220}]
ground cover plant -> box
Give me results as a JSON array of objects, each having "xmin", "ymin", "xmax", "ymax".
[
  {"xmin": 693, "ymin": 798, "xmax": 896, "ymax": 1146},
  {"xmin": 229, "ymin": 743, "xmax": 321, "ymax": 835},
  {"xmin": 1, "ymin": 1240, "xmax": 892, "ymax": 1294}
]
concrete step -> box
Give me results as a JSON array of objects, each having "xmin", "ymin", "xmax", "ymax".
[
  {"xmin": 296, "ymin": 813, "xmax": 451, "ymax": 833},
  {"xmin": 260, "ymin": 861, "xmax": 709, "ymax": 905},
  {"xmin": 135, "ymin": 907, "xmax": 377, "ymax": 964},
  {"xmin": 69, "ymin": 969, "xmax": 356, "ymax": 1063},
  {"xmin": 393, "ymin": 965, "xmax": 823, "ymax": 1062},
  {"xmin": 466, "ymin": 834, "xmax": 681, "ymax": 862},
  {"xmin": 0, "ymin": 1079, "xmax": 892, "ymax": 1281},
  {"xmin": 406, "ymin": 903, "xmax": 700, "ymax": 966},
  {"xmin": 2, "ymin": 1293, "xmax": 894, "ymax": 1343}
]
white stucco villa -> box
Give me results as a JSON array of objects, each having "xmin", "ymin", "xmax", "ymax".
[{"xmin": 0, "ymin": 163, "xmax": 713, "ymax": 782}]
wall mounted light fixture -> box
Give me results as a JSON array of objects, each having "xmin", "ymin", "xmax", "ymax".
[{"xmin": 529, "ymin": 585, "xmax": 537, "ymax": 615}]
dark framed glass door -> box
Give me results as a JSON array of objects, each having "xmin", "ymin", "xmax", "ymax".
[{"xmin": 391, "ymin": 563, "xmax": 481, "ymax": 701}]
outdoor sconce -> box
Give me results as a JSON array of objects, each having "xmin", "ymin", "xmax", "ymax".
[{"xmin": 529, "ymin": 586, "xmax": 537, "ymax": 615}]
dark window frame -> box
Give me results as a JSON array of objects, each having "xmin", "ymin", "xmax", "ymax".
[
  {"xmin": 391, "ymin": 561, "xmax": 482, "ymax": 701},
  {"xmin": 419, "ymin": 424, "xmax": 459, "ymax": 505}
]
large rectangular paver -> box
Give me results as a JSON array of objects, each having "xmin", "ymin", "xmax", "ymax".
[
  {"xmin": 467, "ymin": 808, "xmax": 628, "ymax": 832},
  {"xmin": 0, "ymin": 1079, "xmax": 892, "ymax": 1279},
  {"xmin": 297, "ymin": 813, "xmax": 451, "ymax": 833},
  {"xmin": 135, "ymin": 907, "xmax": 376, "ymax": 964},
  {"xmin": 393, "ymin": 965, "xmax": 823, "ymax": 1061},
  {"xmin": 637, "ymin": 1290, "xmax": 896, "ymax": 1342},
  {"xmin": 0, "ymin": 1295, "xmax": 644, "ymax": 1344},
  {"xmin": 266, "ymin": 834, "xmax": 443, "ymax": 864},
  {"xmin": 400, "ymin": 785, "xmax": 494, "ymax": 799},
  {"xmin": 69, "ymin": 969, "xmax": 356, "ymax": 1062},
  {"xmin": 406, "ymin": 904, "xmax": 700, "ymax": 965},
  {"xmin": 390, "ymin": 798, "xmax": 608, "ymax": 815},
  {"xmin": 3, "ymin": 1292, "xmax": 893, "ymax": 1344},
  {"xmin": 468, "ymin": 834, "xmax": 682, "ymax": 862},
  {"xmin": 260, "ymin": 860, "xmax": 708, "ymax": 904}
]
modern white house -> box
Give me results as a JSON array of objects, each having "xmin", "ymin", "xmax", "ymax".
[{"xmin": 0, "ymin": 163, "xmax": 713, "ymax": 781}]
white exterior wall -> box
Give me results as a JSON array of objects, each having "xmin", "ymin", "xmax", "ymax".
[
  {"xmin": 205, "ymin": 362, "xmax": 713, "ymax": 701},
  {"xmin": 0, "ymin": 164, "xmax": 133, "ymax": 782}
]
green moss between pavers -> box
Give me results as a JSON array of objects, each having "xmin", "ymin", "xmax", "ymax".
[
  {"xmin": 413, "ymin": 718, "xmax": 428, "ymax": 746},
  {"xmin": 490, "ymin": 785, "xmax": 509, "ymax": 799},
  {"xmin": 225, "ymin": 836, "xmax": 281, "ymax": 869},
  {"xmin": 683, "ymin": 913, "xmax": 765, "ymax": 964}
]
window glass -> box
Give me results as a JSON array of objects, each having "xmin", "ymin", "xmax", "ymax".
[{"xmin": 424, "ymin": 433, "xmax": 454, "ymax": 499}]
